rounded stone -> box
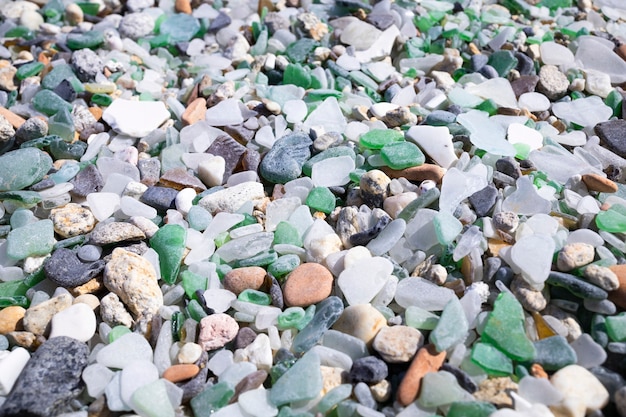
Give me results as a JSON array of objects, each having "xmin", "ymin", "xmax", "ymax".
[
  {"xmin": 89, "ymin": 221, "xmax": 146, "ymax": 245},
  {"xmin": 283, "ymin": 263, "xmax": 333, "ymax": 307},
  {"xmin": 372, "ymin": 325, "xmax": 424, "ymax": 363},
  {"xmin": 584, "ymin": 264, "xmax": 619, "ymax": 291},
  {"xmin": 557, "ymin": 243, "xmax": 595, "ymax": 272},
  {"xmin": 49, "ymin": 203, "xmax": 96, "ymax": 238},
  {"xmin": 198, "ymin": 313, "xmax": 239, "ymax": 351},
  {"xmin": 44, "ymin": 248, "xmax": 105, "ymax": 288},
  {"xmin": 510, "ymin": 276, "xmax": 547, "ymax": 312},
  {"xmin": 70, "ymin": 48, "xmax": 103, "ymax": 82},
  {"xmin": 0, "ymin": 306, "xmax": 25, "ymax": 334},
  {"xmin": 332, "ymin": 304, "xmax": 387, "ymax": 346},
  {"xmin": 118, "ymin": 12, "xmax": 155, "ymax": 40},
  {"xmin": 492, "ymin": 211, "xmax": 519, "ymax": 233},
  {"xmin": 163, "ymin": 364, "xmax": 200, "ymax": 382},
  {"xmin": 581, "ymin": 173, "xmax": 618, "ymax": 193},
  {"xmin": 48, "ymin": 302, "xmax": 97, "ymax": 342},
  {"xmin": 223, "ymin": 266, "xmax": 266, "ymax": 295},
  {"xmin": 550, "ymin": 365, "xmax": 609, "ymax": 416},
  {"xmin": 360, "ymin": 169, "xmax": 391, "ymax": 208},
  {"xmin": 177, "ymin": 342, "xmax": 203, "ymax": 364},
  {"xmin": 349, "ymin": 356, "xmax": 388, "ymax": 384}
]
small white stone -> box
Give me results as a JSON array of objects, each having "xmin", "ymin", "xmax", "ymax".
[
  {"xmin": 49, "ymin": 302, "xmax": 97, "ymax": 342},
  {"xmin": 198, "ymin": 181, "xmax": 265, "ymax": 214},
  {"xmin": 338, "ymin": 256, "xmax": 392, "ymax": 306},
  {"xmin": 120, "ymin": 196, "xmax": 157, "ymax": 219},
  {"xmin": 518, "ymin": 92, "xmax": 551, "ymax": 112},
  {"xmin": 283, "ymin": 100, "xmax": 308, "ymax": 124},
  {"xmin": 177, "ymin": 342, "xmax": 203, "ymax": 364},
  {"xmin": 550, "ymin": 364, "xmax": 609, "ymax": 417},
  {"xmin": 175, "ymin": 188, "xmax": 197, "ymax": 215},
  {"xmin": 584, "ymin": 69, "xmax": 613, "ymax": 98},
  {"xmin": 234, "ymin": 333, "xmax": 273, "ymax": 371},
  {"xmin": 198, "ymin": 155, "xmax": 226, "ymax": 187},
  {"xmin": 97, "ymin": 333, "xmax": 153, "ymax": 369},
  {"xmin": 86, "ymin": 192, "xmax": 121, "ymax": 222},
  {"xmin": 0, "ymin": 348, "xmax": 30, "ymax": 395},
  {"xmin": 406, "ymin": 125, "xmax": 457, "ymax": 169},
  {"xmin": 82, "ymin": 363, "xmax": 115, "ymax": 398},
  {"xmin": 540, "ymin": 41, "xmax": 575, "ymax": 66},
  {"xmin": 103, "ymin": 99, "xmax": 170, "ymax": 138},
  {"xmin": 311, "ymin": 155, "xmax": 355, "ymax": 187}
]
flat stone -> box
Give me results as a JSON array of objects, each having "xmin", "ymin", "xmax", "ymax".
[
  {"xmin": 332, "ymin": 304, "xmax": 387, "ymax": 346},
  {"xmin": 0, "ymin": 148, "xmax": 53, "ymax": 192},
  {"xmin": 49, "ymin": 203, "xmax": 96, "ymax": 238},
  {"xmin": 103, "ymin": 248, "xmax": 163, "ymax": 319},
  {"xmin": 163, "ymin": 364, "xmax": 200, "ymax": 382},
  {"xmin": 381, "ymin": 164, "xmax": 446, "ymax": 183},
  {"xmin": 557, "ymin": 243, "xmax": 595, "ymax": 272},
  {"xmin": 223, "ymin": 266, "xmax": 267, "ymax": 295},
  {"xmin": 48, "ymin": 302, "xmax": 97, "ymax": 342},
  {"xmin": 581, "ymin": 173, "xmax": 618, "ymax": 193},
  {"xmin": 97, "ymin": 332, "xmax": 153, "ymax": 369},
  {"xmin": 89, "ymin": 221, "xmax": 146, "ymax": 245},
  {"xmin": 22, "ymin": 293, "xmax": 72, "ymax": 336},
  {"xmin": 198, "ymin": 313, "xmax": 239, "ymax": 351},
  {"xmin": 160, "ymin": 168, "xmax": 207, "ymax": 192},
  {"xmin": 140, "ymin": 186, "xmax": 178, "ymax": 211},
  {"xmin": 44, "ymin": 247, "xmax": 105, "ymax": 288},
  {"xmin": 102, "ymin": 99, "xmax": 170, "ymax": 137},
  {"xmin": 260, "ymin": 132, "xmax": 312, "ymax": 184},
  {"xmin": 283, "ymin": 263, "xmax": 333, "ymax": 307},
  {"xmin": 205, "ymin": 135, "xmax": 247, "ymax": 183},
  {"xmin": 182, "ymin": 97, "xmax": 206, "ymax": 125},
  {"xmin": 198, "ymin": 181, "xmax": 265, "ymax": 213},
  {"xmin": 595, "ymin": 119, "xmax": 626, "ymax": 158}
]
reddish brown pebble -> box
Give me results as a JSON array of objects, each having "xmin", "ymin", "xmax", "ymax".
[
  {"xmin": 616, "ymin": 44, "xmax": 626, "ymax": 62},
  {"xmin": 182, "ymin": 97, "xmax": 206, "ymax": 126},
  {"xmin": 0, "ymin": 106, "xmax": 26, "ymax": 128},
  {"xmin": 223, "ymin": 267, "xmax": 267, "ymax": 295},
  {"xmin": 283, "ymin": 263, "xmax": 334, "ymax": 307},
  {"xmin": 174, "ymin": 0, "xmax": 192, "ymax": 13},
  {"xmin": 581, "ymin": 173, "xmax": 618, "ymax": 193},
  {"xmin": 0, "ymin": 306, "xmax": 25, "ymax": 334},
  {"xmin": 163, "ymin": 364, "xmax": 200, "ymax": 382},
  {"xmin": 381, "ymin": 164, "xmax": 446, "ymax": 184},
  {"xmin": 396, "ymin": 344, "xmax": 446, "ymax": 406},
  {"xmin": 608, "ymin": 265, "xmax": 626, "ymax": 309}
]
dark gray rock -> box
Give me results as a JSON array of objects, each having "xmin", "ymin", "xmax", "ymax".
[
  {"xmin": 44, "ymin": 247, "xmax": 105, "ymax": 287},
  {"xmin": 53, "ymin": 79, "xmax": 77, "ymax": 102},
  {"xmin": 137, "ymin": 157, "xmax": 161, "ymax": 186},
  {"xmin": 260, "ymin": 132, "xmax": 312, "ymax": 184},
  {"xmin": 469, "ymin": 184, "xmax": 498, "ymax": 218},
  {"xmin": 69, "ymin": 164, "xmax": 103, "ymax": 198},
  {"xmin": 140, "ymin": 186, "xmax": 178, "ymax": 211},
  {"xmin": 235, "ymin": 326, "xmax": 258, "ymax": 350},
  {"xmin": 0, "ymin": 336, "xmax": 89, "ymax": 417},
  {"xmin": 15, "ymin": 118, "xmax": 48, "ymax": 145},
  {"xmin": 596, "ymin": 119, "xmax": 626, "ymax": 158},
  {"xmin": 496, "ymin": 156, "xmax": 522, "ymax": 180},
  {"xmin": 349, "ymin": 356, "xmax": 388, "ymax": 384}
]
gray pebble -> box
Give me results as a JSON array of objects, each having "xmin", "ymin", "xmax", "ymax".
[
  {"xmin": 77, "ymin": 244, "xmax": 103, "ymax": 262},
  {"xmin": 615, "ymin": 385, "xmax": 626, "ymax": 417},
  {"xmin": 0, "ymin": 336, "xmax": 89, "ymax": 417},
  {"xmin": 15, "ymin": 117, "xmax": 47, "ymax": 145},
  {"xmin": 44, "ymin": 248, "xmax": 105, "ymax": 288},
  {"xmin": 69, "ymin": 163, "xmax": 104, "ymax": 198},
  {"xmin": 118, "ymin": 12, "xmax": 155, "ymax": 40},
  {"xmin": 350, "ymin": 356, "xmax": 388, "ymax": 384},
  {"xmin": 70, "ymin": 48, "xmax": 104, "ymax": 82},
  {"xmin": 354, "ymin": 382, "xmax": 377, "ymax": 408},
  {"xmin": 0, "ymin": 334, "xmax": 8, "ymax": 350}
]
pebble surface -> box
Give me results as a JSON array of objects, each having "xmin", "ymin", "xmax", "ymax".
[{"xmin": 3, "ymin": 0, "xmax": 626, "ymax": 416}]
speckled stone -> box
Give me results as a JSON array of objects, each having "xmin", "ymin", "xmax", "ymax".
[
  {"xmin": 260, "ymin": 132, "xmax": 312, "ymax": 184},
  {"xmin": 360, "ymin": 169, "xmax": 391, "ymax": 208},
  {"xmin": 69, "ymin": 164, "xmax": 104, "ymax": 198},
  {"xmin": 49, "ymin": 203, "xmax": 96, "ymax": 238},
  {"xmin": 198, "ymin": 313, "xmax": 239, "ymax": 351},
  {"xmin": 557, "ymin": 243, "xmax": 595, "ymax": 272},
  {"xmin": 22, "ymin": 293, "xmax": 72, "ymax": 336},
  {"xmin": 0, "ymin": 336, "xmax": 89, "ymax": 417},
  {"xmin": 89, "ymin": 221, "xmax": 146, "ymax": 245},
  {"xmin": 44, "ymin": 248, "xmax": 105, "ymax": 288},
  {"xmin": 103, "ymin": 248, "xmax": 163, "ymax": 320}
]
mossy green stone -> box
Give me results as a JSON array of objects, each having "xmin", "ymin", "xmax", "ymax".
[
  {"xmin": 32, "ymin": 89, "xmax": 72, "ymax": 116},
  {"xmin": 233, "ymin": 250, "xmax": 278, "ymax": 268},
  {"xmin": 447, "ymin": 401, "xmax": 497, "ymax": 417},
  {"xmin": 283, "ymin": 63, "xmax": 311, "ymax": 89},
  {"xmin": 470, "ymin": 342, "xmax": 513, "ymax": 376},
  {"xmin": 305, "ymin": 187, "xmax": 335, "ymax": 214},
  {"xmin": 186, "ymin": 299, "xmax": 208, "ymax": 321},
  {"xmin": 268, "ymin": 254, "xmax": 301, "ymax": 280},
  {"xmin": 190, "ymin": 382, "xmax": 234, "ymax": 417},
  {"xmin": 108, "ymin": 325, "xmax": 132, "ymax": 343},
  {"xmin": 181, "ymin": 270, "xmax": 207, "ymax": 300},
  {"xmin": 16, "ymin": 61, "xmax": 44, "ymax": 80},
  {"xmin": 150, "ymin": 224, "xmax": 186, "ymax": 284},
  {"xmin": 606, "ymin": 312, "xmax": 626, "ymax": 342},
  {"xmin": 66, "ymin": 31, "xmax": 104, "ymax": 50},
  {"xmin": 0, "ymin": 191, "xmax": 41, "ymax": 206},
  {"xmin": 482, "ymin": 292, "xmax": 536, "ymax": 362},
  {"xmin": 487, "ymin": 50, "xmax": 518, "ymax": 77},
  {"xmin": 273, "ymin": 221, "xmax": 302, "ymax": 247},
  {"xmin": 380, "ymin": 141, "xmax": 425, "ymax": 170},
  {"xmin": 7, "ymin": 219, "xmax": 55, "ymax": 261},
  {"xmin": 359, "ymin": 129, "xmax": 404, "ymax": 150},
  {"xmin": 0, "ymin": 148, "xmax": 53, "ymax": 192},
  {"xmin": 531, "ymin": 335, "xmax": 577, "ymax": 371},
  {"xmin": 42, "ymin": 64, "xmax": 81, "ymax": 90}
]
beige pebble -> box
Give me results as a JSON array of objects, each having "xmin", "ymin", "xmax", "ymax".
[
  {"xmin": 383, "ymin": 192, "xmax": 418, "ymax": 219},
  {"xmin": 6, "ymin": 331, "xmax": 40, "ymax": 350},
  {"xmin": 320, "ymin": 365, "xmax": 345, "ymax": 395},
  {"xmin": 283, "ymin": 263, "xmax": 333, "ymax": 307},
  {"xmin": 163, "ymin": 364, "xmax": 200, "ymax": 382},
  {"xmin": 473, "ymin": 377, "xmax": 518, "ymax": 408},
  {"xmin": 557, "ymin": 243, "xmax": 595, "ymax": 272},
  {"xmin": 89, "ymin": 222, "xmax": 145, "ymax": 245},
  {"xmin": 0, "ymin": 306, "xmax": 25, "ymax": 334},
  {"xmin": 50, "ymin": 203, "xmax": 96, "ymax": 238},
  {"xmin": 103, "ymin": 248, "xmax": 163, "ymax": 319},
  {"xmin": 23, "ymin": 293, "xmax": 72, "ymax": 335},
  {"xmin": 64, "ymin": 3, "xmax": 83, "ymax": 25},
  {"xmin": 370, "ymin": 379, "xmax": 391, "ymax": 402},
  {"xmin": 372, "ymin": 325, "xmax": 424, "ymax": 363},
  {"xmin": 73, "ymin": 294, "xmax": 100, "ymax": 310},
  {"xmin": 182, "ymin": 97, "xmax": 206, "ymax": 125},
  {"xmin": 584, "ymin": 264, "xmax": 619, "ymax": 291},
  {"xmin": 198, "ymin": 313, "xmax": 239, "ymax": 351},
  {"xmin": 608, "ymin": 264, "xmax": 626, "ymax": 309},
  {"xmin": 177, "ymin": 342, "xmax": 203, "ymax": 364},
  {"xmin": 550, "ymin": 365, "xmax": 609, "ymax": 417},
  {"xmin": 332, "ymin": 304, "xmax": 387, "ymax": 346},
  {"xmin": 99, "ymin": 292, "xmax": 134, "ymax": 328},
  {"xmin": 223, "ymin": 266, "xmax": 266, "ymax": 295}
]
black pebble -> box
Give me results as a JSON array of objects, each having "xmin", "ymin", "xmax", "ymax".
[
  {"xmin": 349, "ymin": 356, "xmax": 388, "ymax": 384},
  {"xmin": 43, "ymin": 247, "xmax": 105, "ymax": 288}
]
